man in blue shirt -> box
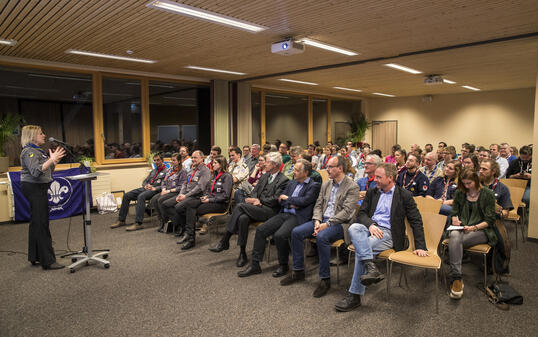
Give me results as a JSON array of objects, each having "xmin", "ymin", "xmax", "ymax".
[
  {"xmin": 356, "ymin": 154, "xmax": 382, "ymax": 205},
  {"xmin": 335, "ymin": 163, "xmax": 428, "ymax": 312},
  {"xmin": 238, "ymin": 159, "xmax": 321, "ymax": 278}
]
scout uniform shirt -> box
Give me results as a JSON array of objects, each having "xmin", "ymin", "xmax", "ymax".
[
  {"xmin": 396, "ymin": 168, "xmax": 429, "ymax": 197},
  {"xmin": 21, "ymin": 144, "xmax": 53, "ymax": 183}
]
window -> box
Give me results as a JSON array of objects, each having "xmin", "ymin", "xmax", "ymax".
[
  {"xmin": 149, "ymin": 81, "xmax": 210, "ymax": 156},
  {"xmin": 0, "ymin": 66, "xmax": 94, "ymax": 166},
  {"xmin": 265, "ymin": 92, "xmax": 308, "ymax": 148},
  {"xmin": 102, "ymin": 77, "xmax": 142, "ymax": 159}
]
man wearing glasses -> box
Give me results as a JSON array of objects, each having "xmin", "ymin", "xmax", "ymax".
[
  {"xmin": 280, "ymin": 156, "xmax": 360, "ymax": 298},
  {"xmin": 356, "ymin": 154, "xmax": 382, "ymax": 205}
]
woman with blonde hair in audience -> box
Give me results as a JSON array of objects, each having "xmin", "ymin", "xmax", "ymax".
[
  {"xmin": 394, "ymin": 149, "xmax": 407, "ymax": 173},
  {"xmin": 462, "ymin": 154, "xmax": 479, "ymax": 172},
  {"xmin": 447, "ymin": 168, "xmax": 496, "ymax": 299},
  {"xmin": 427, "ymin": 160, "xmax": 461, "ymax": 215}
]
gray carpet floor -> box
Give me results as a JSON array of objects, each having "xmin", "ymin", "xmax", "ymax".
[{"xmin": 0, "ymin": 209, "xmax": 537, "ymax": 337}]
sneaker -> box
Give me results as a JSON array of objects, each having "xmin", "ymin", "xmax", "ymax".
[
  {"xmin": 450, "ymin": 280, "xmax": 464, "ymax": 299},
  {"xmin": 110, "ymin": 220, "xmax": 126, "ymax": 229},
  {"xmin": 126, "ymin": 223, "xmax": 144, "ymax": 231}
]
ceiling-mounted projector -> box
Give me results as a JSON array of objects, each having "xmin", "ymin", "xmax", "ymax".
[
  {"xmin": 424, "ymin": 74, "xmax": 444, "ymax": 85},
  {"xmin": 271, "ymin": 39, "xmax": 305, "ymax": 55}
]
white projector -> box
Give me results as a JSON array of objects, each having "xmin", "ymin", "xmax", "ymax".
[
  {"xmin": 271, "ymin": 40, "xmax": 305, "ymax": 55},
  {"xmin": 424, "ymin": 75, "xmax": 444, "ymax": 85}
]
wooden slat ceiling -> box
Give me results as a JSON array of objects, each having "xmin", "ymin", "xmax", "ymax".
[{"xmin": 0, "ymin": 0, "xmax": 537, "ymax": 97}]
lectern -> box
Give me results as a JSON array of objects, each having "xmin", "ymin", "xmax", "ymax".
[{"xmin": 66, "ymin": 172, "xmax": 110, "ymax": 273}]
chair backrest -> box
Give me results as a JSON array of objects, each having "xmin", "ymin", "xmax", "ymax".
[
  {"xmin": 500, "ymin": 178, "xmax": 528, "ymax": 190},
  {"xmin": 503, "ymin": 184, "xmax": 525, "ymax": 211},
  {"xmin": 405, "ymin": 212, "xmax": 446, "ymax": 254},
  {"xmin": 319, "ymin": 169, "xmax": 329, "ymax": 183},
  {"xmin": 413, "ymin": 196, "xmax": 443, "ymax": 214}
]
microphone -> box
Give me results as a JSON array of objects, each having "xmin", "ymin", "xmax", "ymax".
[{"xmin": 49, "ymin": 137, "xmax": 69, "ymax": 146}]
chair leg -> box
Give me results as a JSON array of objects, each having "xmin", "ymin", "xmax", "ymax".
[
  {"xmin": 483, "ymin": 253, "xmax": 487, "ymax": 290},
  {"xmin": 515, "ymin": 219, "xmax": 519, "ymax": 249},
  {"xmin": 387, "ymin": 261, "xmax": 392, "ymax": 298},
  {"xmin": 336, "ymin": 247, "xmax": 340, "ymax": 285},
  {"xmin": 347, "ymin": 251, "xmax": 353, "ymax": 270},
  {"xmin": 520, "ymin": 214, "xmax": 526, "ymax": 242},
  {"xmin": 435, "ymin": 269, "xmax": 439, "ymax": 314}
]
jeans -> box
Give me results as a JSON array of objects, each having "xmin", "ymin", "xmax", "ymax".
[
  {"xmin": 448, "ymin": 229, "xmax": 487, "ymax": 280},
  {"xmin": 348, "ymin": 223, "xmax": 393, "ymax": 295},
  {"xmin": 290, "ymin": 219, "xmax": 344, "ymax": 279}
]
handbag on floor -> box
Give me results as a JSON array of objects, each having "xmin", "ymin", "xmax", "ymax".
[
  {"xmin": 96, "ymin": 192, "xmax": 118, "ymax": 214},
  {"xmin": 485, "ymin": 282, "xmax": 523, "ymax": 310}
]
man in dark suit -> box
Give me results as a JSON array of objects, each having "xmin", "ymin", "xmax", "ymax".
[
  {"xmin": 238, "ymin": 159, "xmax": 321, "ymax": 278},
  {"xmin": 209, "ymin": 151, "xmax": 289, "ymax": 267},
  {"xmin": 335, "ymin": 163, "xmax": 429, "ymax": 312}
]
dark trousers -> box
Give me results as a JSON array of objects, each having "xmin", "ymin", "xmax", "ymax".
[
  {"xmin": 160, "ymin": 194, "xmax": 179, "ymax": 224},
  {"xmin": 149, "ymin": 192, "xmax": 178, "ymax": 223},
  {"xmin": 174, "ymin": 197, "xmax": 202, "ymax": 240},
  {"xmin": 252, "ymin": 212, "xmax": 299, "ymax": 266},
  {"xmin": 21, "ymin": 182, "xmax": 56, "ymax": 266},
  {"xmin": 226, "ymin": 203, "xmax": 276, "ymax": 247},
  {"xmin": 118, "ymin": 187, "xmax": 159, "ymax": 224}
]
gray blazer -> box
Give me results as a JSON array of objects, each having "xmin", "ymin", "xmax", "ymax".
[{"xmin": 312, "ymin": 175, "xmax": 360, "ymax": 226}]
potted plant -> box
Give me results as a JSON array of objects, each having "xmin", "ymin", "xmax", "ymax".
[
  {"xmin": 78, "ymin": 155, "xmax": 96, "ymax": 173},
  {"xmin": 0, "ymin": 113, "xmax": 23, "ymax": 173},
  {"xmin": 346, "ymin": 114, "xmax": 370, "ymax": 146}
]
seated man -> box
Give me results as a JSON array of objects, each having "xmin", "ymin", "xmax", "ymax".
[
  {"xmin": 245, "ymin": 144, "xmax": 260, "ymax": 173},
  {"xmin": 209, "ymin": 152, "xmax": 289, "ymax": 267},
  {"xmin": 238, "ymin": 159, "xmax": 321, "ymax": 278},
  {"xmin": 163, "ymin": 150, "xmax": 210, "ymax": 245},
  {"xmin": 490, "ymin": 144, "xmax": 509, "ymax": 178},
  {"xmin": 335, "ymin": 163, "xmax": 428, "ymax": 311},
  {"xmin": 204, "ymin": 145, "xmax": 221, "ymax": 172},
  {"xmin": 298, "ymin": 153, "xmax": 322, "ymax": 183},
  {"xmin": 478, "ymin": 148, "xmax": 491, "ymax": 163},
  {"xmin": 179, "ymin": 146, "xmax": 193, "ymax": 174},
  {"xmin": 280, "ymin": 156, "xmax": 360, "ymax": 298},
  {"xmin": 419, "ymin": 151, "xmax": 443, "ymax": 184},
  {"xmin": 356, "ymin": 154, "xmax": 382, "ymax": 205},
  {"xmin": 480, "ymin": 159, "xmax": 513, "ymax": 217},
  {"xmin": 506, "ymin": 145, "xmax": 532, "ymax": 205},
  {"xmin": 396, "ymin": 153, "xmax": 429, "ymax": 197},
  {"xmin": 228, "ymin": 146, "xmax": 250, "ymax": 192},
  {"xmin": 110, "ymin": 153, "xmax": 167, "ymax": 231}
]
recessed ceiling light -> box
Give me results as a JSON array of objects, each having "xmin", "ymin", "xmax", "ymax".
[
  {"xmin": 0, "ymin": 38, "xmax": 17, "ymax": 46},
  {"xmin": 372, "ymin": 92, "xmax": 396, "ymax": 97},
  {"xmin": 333, "ymin": 86, "xmax": 362, "ymax": 92},
  {"xmin": 443, "ymin": 79, "xmax": 456, "ymax": 84},
  {"xmin": 185, "ymin": 66, "xmax": 246, "ymax": 75},
  {"xmin": 462, "ymin": 85, "xmax": 480, "ymax": 91},
  {"xmin": 146, "ymin": 0, "xmax": 267, "ymax": 33},
  {"xmin": 298, "ymin": 38, "xmax": 358, "ymax": 56},
  {"xmin": 384, "ymin": 63, "xmax": 422, "ymax": 74},
  {"xmin": 65, "ymin": 49, "xmax": 156, "ymax": 64},
  {"xmin": 279, "ymin": 79, "xmax": 318, "ymax": 86}
]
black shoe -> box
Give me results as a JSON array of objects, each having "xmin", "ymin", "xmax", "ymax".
[
  {"xmin": 360, "ymin": 260, "xmax": 384, "ymax": 286},
  {"xmin": 42, "ymin": 262, "xmax": 65, "ymax": 270},
  {"xmin": 313, "ymin": 278, "xmax": 331, "ymax": 298},
  {"xmin": 238, "ymin": 262, "xmax": 262, "ymax": 277},
  {"xmin": 30, "ymin": 261, "xmax": 40, "ymax": 266},
  {"xmin": 209, "ymin": 239, "xmax": 229, "ymax": 253},
  {"xmin": 181, "ymin": 241, "xmax": 195, "ymax": 250},
  {"xmin": 335, "ymin": 292, "xmax": 362, "ymax": 312},
  {"xmin": 272, "ymin": 265, "xmax": 289, "ymax": 278},
  {"xmin": 280, "ymin": 270, "xmax": 305, "ymax": 286},
  {"xmin": 236, "ymin": 252, "xmax": 248, "ymax": 267},
  {"xmin": 176, "ymin": 234, "xmax": 189, "ymax": 244},
  {"xmin": 145, "ymin": 207, "xmax": 152, "ymax": 216}
]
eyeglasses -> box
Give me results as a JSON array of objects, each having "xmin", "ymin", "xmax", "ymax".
[
  {"xmin": 326, "ymin": 165, "xmax": 338, "ymax": 169},
  {"xmin": 364, "ymin": 162, "xmax": 376, "ymax": 166}
]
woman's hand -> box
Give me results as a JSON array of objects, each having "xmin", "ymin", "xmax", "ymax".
[{"xmin": 49, "ymin": 147, "xmax": 66, "ymax": 164}]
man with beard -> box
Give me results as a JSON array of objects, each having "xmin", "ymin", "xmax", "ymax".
[{"xmin": 479, "ymin": 159, "xmax": 513, "ymax": 217}]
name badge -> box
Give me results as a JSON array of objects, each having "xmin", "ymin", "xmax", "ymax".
[
  {"xmin": 412, "ymin": 182, "xmax": 417, "ymax": 186},
  {"xmin": 156, "ymin": 179, "xmax": 162, "ymax": 184},
  {"xmin": 217, "ymin": 187, "xmax": 222, "ymax": 193},
  {"xmin": 193, "ymin": 176, "xmax": 199, "ymax": 182}
]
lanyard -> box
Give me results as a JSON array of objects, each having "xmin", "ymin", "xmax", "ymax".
[
  {"xmin": 441, "ymin": 177, "xmax": 453, "ymax": 201},
  {"xmin": 489, "ymin": 179, "xmax": 498, "ymax": 191},
  {"xmin": 150, "ymin": 165, "xmax": 165, "ymax": 184},
  {"xmin": 366, "ymin": 175, "xmax": 376, "ymax": 191},
  {"xmin": 322, "ymin": 155, "xmax": 332, "ymax": 169},
  {"xmin": 427, "ymin": 164, "xmax": 438, "ymax": 181},
  {"xmin": 188, "ymin": 167, "xmax": 198, "ymax": 183},
  {"xmin": 164, "ymin": 168, "xmax": 178, "ymax": 181},
  {"xmin": 211, "ymin": 172, "xmax": 223, "ymax": 195},
  {"xmin": 403, "ymin": 169, "xmax": 419, "ymax": 189}
]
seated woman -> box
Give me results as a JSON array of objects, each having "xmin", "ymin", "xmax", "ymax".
[
  {"xmin": 462, "ymin": 154, "xmax": 479, "ymax": 172},
  {"xmin": 234, "ymin": 155, "xmax": 267, "ymax": 205},
  {"xmin": 152, "ymin": 153, "xmax": 187, "ymax": 232},
  {"xmin": 317, "ymin": 146, "xmax": 333, "ymax": 170},
  {"xmin": 427, "ymin": 160, "xmax": 462, "ymax": 216},
  {"xmin": 448, "ymin": 168, "xmax": 497, "ymax": 300},
  {"xmin": 177, "ymin": 155, "xmax": 233, "ymax": 247},
  {"xmin": 394, "ymin": 149, "xmax": 407, "ymax": 173}
]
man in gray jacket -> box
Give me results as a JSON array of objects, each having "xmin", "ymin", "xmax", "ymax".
[{"xmin": 281, "ymin": 156, "xmax": 360, "ymax": 298}]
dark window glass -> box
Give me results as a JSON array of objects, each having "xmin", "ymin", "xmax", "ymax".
[
  {"xmin": 149, "ymin": 81, "xmax": 210, "ymax": 156},
  {"xmin": 0, "ymin": 66, "xmax": 94, "ymax": 165},
  {"xmin": 266, "ymin": 93, "xmax": 308, "ymax": 148},
  {"xmin": 102, "ymin": 77, "xmax": 142, "ymax": 159}
]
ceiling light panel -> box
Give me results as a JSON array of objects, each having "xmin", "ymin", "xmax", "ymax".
[
  {"xmin": 384, "ymin": 63, "xmax": 422, "ymax": 74},
  {"xmin": 0, "ymin": 38, "xmax": 17, "ymax": 46},
  {"xmin": 333, "ymin": 86, "xmax": 362, "ymax": 92},
  {"xmin": 299, "ymin": 38, "xmax": 359, "ymax": 56},
  {"xmin": 185, "ymin": 66, "xmax": 246, "ymax": 75},
  {"xmin": 146, "ymin": 0, "xmax": 267, "ymax": 33},
  {"xmin": 372, "ymin": 92, "xmax": 396, "ymax": 97},
  {"xmin": 65, "ymin": 49, "xmax": 157, "ymax": 63},
  {"xmin": 462, "ymin": 85, "xmax": 480, "ymax": 91},
  {"xmin": 279, "ymin": 79, "xmax": 318, "ymax": 86}
]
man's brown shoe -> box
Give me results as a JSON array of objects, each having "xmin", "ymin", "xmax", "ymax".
[
  {"xmin": 110, "ymin": 221, "xmax": 126, "ymax": 229},
  {"xmin": 199, "ymin": 223, "xmax": 208, "ymax": 235},
  {"xmin": 126, "ymin": 223, "xmax": 144, "ymax": 231}
]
